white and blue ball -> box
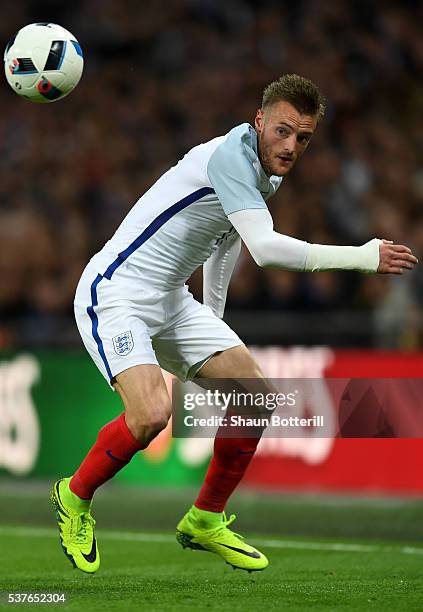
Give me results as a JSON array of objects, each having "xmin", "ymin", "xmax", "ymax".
[{"xmin": 4, "ymin": 23, "xmax": 83, "ymax": 103}]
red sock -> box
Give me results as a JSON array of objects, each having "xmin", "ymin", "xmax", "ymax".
[
  {"xmin": 70, "ymin": 413, "xmax": 144, "ymax": 500},
  {"xmin": 195, "ymin": 435, "xmax": 261, "ymax": 513}
]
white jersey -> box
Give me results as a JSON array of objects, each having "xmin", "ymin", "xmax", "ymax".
[
  {"xmin": 89, "ymin": 123, "xmax": 283, "ymax": 294},
  {"xmin": 74, "ymin": 122, "xmax": 382, "ymax": 385}
]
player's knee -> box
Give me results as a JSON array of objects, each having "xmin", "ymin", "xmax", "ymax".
[
  {"xmin": 125, "ymin": 400, "xmax": 171, "ymax": 446},
  {"xmin": 145, "ymin": 407, "xmax": 171, "ymax": 438}
]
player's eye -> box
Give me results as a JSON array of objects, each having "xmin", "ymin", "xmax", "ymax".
[
  {"xmin": 298, "ymin": 135, "xmax": 310, "ymax": 145},
  {"xmin": 277, "ymin": 127, "xmax": 289, "ymax": 136}
]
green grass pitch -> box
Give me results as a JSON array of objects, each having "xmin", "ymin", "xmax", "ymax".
[{"xmin": 1, "ymin": 481, "xmax": 422, "ymax": 611}]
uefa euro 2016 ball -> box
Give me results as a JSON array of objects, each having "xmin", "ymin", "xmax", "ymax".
[{"xmin": 4, "ymin": 22, "xmax": 83, "ymax": 103}]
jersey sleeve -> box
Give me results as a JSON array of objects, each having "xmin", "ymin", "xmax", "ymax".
[
  {"xmin": 206, "ymin": 129, "xmax": 268, "ymax": 216},
  {"xmin": 228, "ymin": 208, "xmax": 381, "ymax": 273}
]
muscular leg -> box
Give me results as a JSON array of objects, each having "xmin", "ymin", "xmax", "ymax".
[
  {"xmin": 197, "ymin": 345, "xmax": 265, "ymax": 379},
  {"xmin": 70, "ymin": 364, "xmax": 171, "ymax": 500},
  {"xmin": 175, "ymin": 344, "xmax": 270, "ymax": 571},
  {"xmin": 114, "ymin": 364, "xmax": 171, "ymax": 444},
  {"xmin": 194, "ymin": 345, "xmax": 268, "ymax": 512},
  {"xmin": 51, "ymin": 363, "xmax": 171, "ymax": 574}
]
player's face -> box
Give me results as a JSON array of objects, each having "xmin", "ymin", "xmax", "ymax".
[{"xmin": 255, "ymin": 101, "xmax": 318, "ymax": 177}]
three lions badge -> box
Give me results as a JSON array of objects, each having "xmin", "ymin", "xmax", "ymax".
[{"xmin": 113, "ymin": 331, "xmax": 134, "ymax": 356}]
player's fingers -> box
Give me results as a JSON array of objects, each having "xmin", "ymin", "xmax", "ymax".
[
  {"xmin": 389, "ymin": 244, "xmax": 411, "ymax": 254},
  {"xmin": 387, "ymin": 247, "xmax": 418, "ymax": 262},
  {"xmin": 385, "ymin": 266, "xmax": 404, "ymax": 274},
  {"xmin": 389, "ymin": 258, "xmax": 416, "ymax": 270},
  {"xmin": 389, "ymin": 252, "xmax": 418, "ymax": 264},
  {"xmin": 379, "ymin": 259, "xmax": 415, "ymax": 273}
]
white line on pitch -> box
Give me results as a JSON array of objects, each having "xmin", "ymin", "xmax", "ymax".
[{"xmin": 0, "ymin": 525, "xmax": 422, "ymax": 556}]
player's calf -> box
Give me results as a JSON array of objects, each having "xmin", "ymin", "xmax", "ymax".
[{"xmin": 70, "ymin": 413, "xmax": 145, "ymax": 500}]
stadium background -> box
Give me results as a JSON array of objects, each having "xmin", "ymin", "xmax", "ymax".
[{"xmin": 1, "ymin": 1, "xmax": 423, "ymax": 609}]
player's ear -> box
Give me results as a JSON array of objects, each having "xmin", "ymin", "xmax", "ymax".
[{"xmin": 255, "ymin": 108, "xmax": 264, "ymax": 133}]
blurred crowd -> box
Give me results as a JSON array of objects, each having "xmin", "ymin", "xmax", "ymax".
[{"xmin": 0, "ymin": 0, "xmax": 422, "ymax": 348}]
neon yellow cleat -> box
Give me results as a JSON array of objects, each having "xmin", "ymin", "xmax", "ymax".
[
  {"xmin": 176, "ymin": 506, "xmax": 268, "ymax": 572},
  {"xmin": 50, "ymin": 477, "xmax": 100, "ymax": 574}
]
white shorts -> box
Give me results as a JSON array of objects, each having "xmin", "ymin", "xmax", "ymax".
[{"xmin": 74, "ymin": 261, "xmax": 243, "ymax": 386}]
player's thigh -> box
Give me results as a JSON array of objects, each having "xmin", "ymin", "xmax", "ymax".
[
  {"xmin": 195, "ymin": 342, "xmax": 277, "ymax": 417},
  {"xmin": 113, "ymin": 364, "xmax": 171, "ymax": 440},
  {"xmin": 196, "ymin": 344, "xmax": 265, "ymax": 379}
]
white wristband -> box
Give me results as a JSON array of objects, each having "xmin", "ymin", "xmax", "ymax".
[{"xmin": 304, "ymin": 238, "xmax": 382, "ymax": 273}]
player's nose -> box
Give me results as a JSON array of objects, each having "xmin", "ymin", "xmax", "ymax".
[{"xmin": 283, "ymin": 133, "xmax": 297, "ymax": 153}]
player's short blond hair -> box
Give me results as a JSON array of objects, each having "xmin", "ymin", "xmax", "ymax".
[{"xmin": 262, "ymin": 74, "xmax": 326, "ymax": 121}]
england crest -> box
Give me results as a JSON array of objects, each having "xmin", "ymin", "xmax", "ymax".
[{"xmin": 113, "ymin": 331, "xmax": 134, "ymax": 356}]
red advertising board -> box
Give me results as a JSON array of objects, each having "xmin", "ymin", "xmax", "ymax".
[{"xmin": 243, "ymin": 349, "xmax": 423, "ymax": 495}]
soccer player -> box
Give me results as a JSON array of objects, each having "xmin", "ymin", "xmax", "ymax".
[{"xmin": 51, "ymin": 74, "xmax": 417, "ymax": 573}]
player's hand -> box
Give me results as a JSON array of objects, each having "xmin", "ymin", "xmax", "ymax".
[{"xmin": 377, "ymin": 239, "xmax": 418, "ymax": 275}]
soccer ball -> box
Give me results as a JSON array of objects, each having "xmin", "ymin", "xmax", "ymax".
[{"xmin": 4, "ymin": 23, "xmax": 83, "ymax": 103}]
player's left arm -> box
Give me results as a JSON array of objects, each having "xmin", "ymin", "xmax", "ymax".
[
  {"xmin": 228, "ymin": 208, "xmax": 418, "ymax": 274},
  {"xmin": 203, "ymin": 234, "xmax": 241, "ymax": 318},
  {"xmin": 206, "ymin": 127, "xmax": 418, "ymax": 276}
]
